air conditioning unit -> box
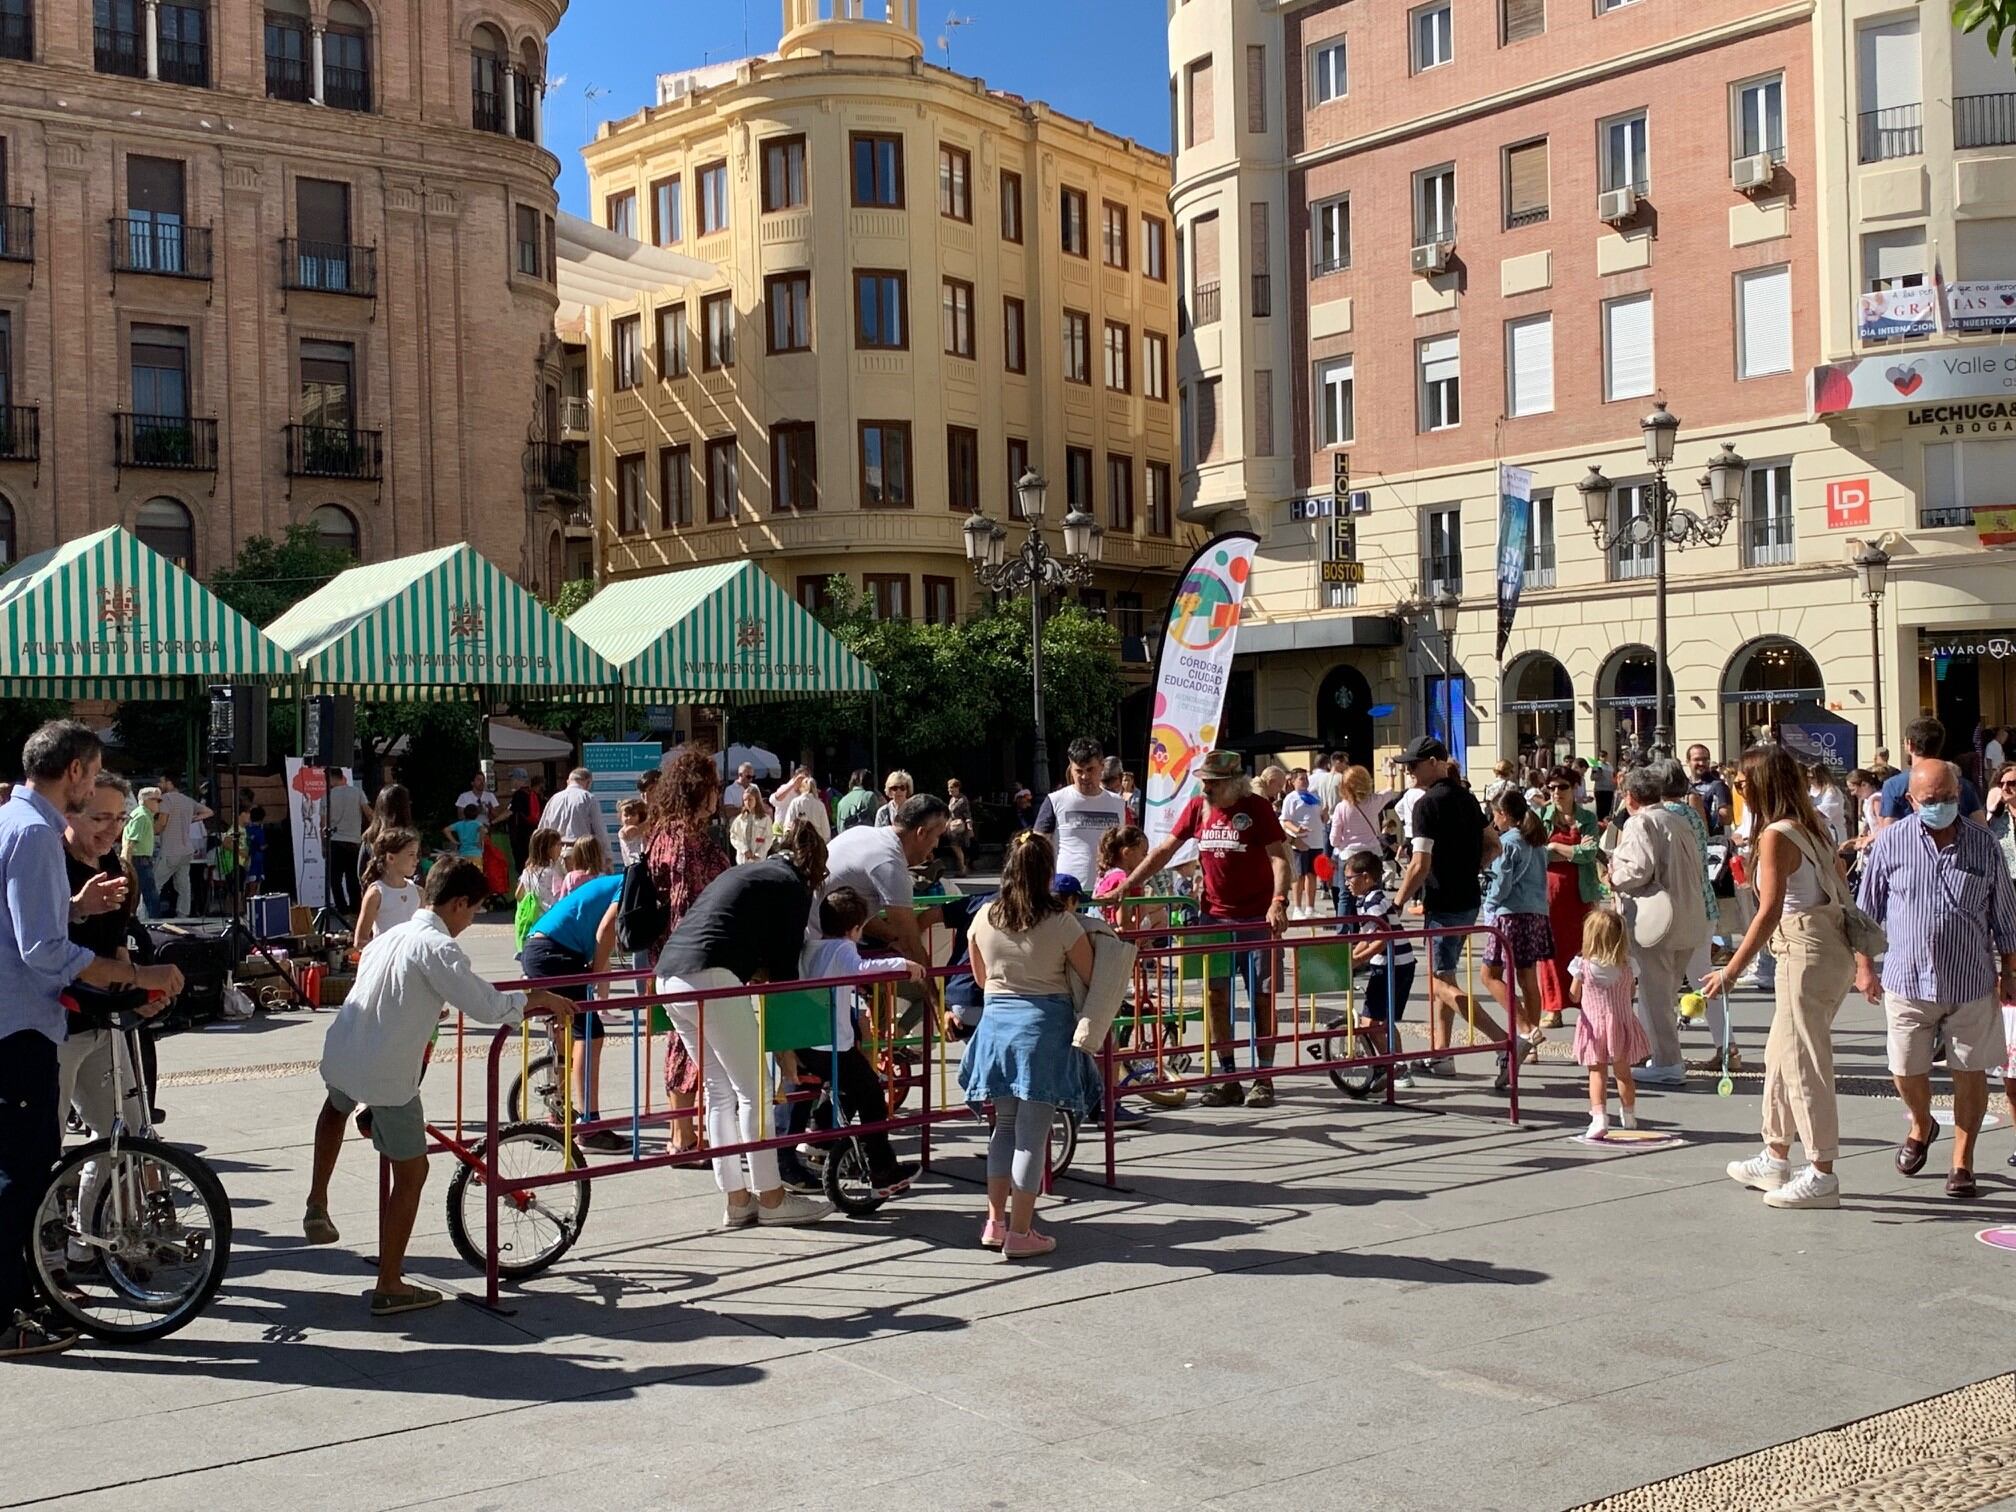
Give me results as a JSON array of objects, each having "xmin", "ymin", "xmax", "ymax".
[
  {"xmin": 1410, "ymin": 240, "xmax": 1451, "ymax": 275},
  {"xmin": 1731, "ymin": 153, "xmax": 1776, "ymax": 193},
  {"xmin": 1597, "ymin": 186, "xmax": 1638, "ymax": 225}
]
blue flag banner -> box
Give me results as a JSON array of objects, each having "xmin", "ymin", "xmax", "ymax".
[{"xmin": 1495, "ymin": 465, "xmax": 1533, "ymax": 663}]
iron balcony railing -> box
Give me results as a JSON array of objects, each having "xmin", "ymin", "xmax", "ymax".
[
  {"xmin": 265, "ymin": 50, "xmax": 310, "ymax": 101},
  {"xmin": 285, "ymin": 423, "xmax": 382, "ymax": 480},
  {"xmin": 1312, "ymin": 249, "xmax": 1351, "ymax": 275},
  {"xmin": 1956, "ymin": 92, "xmax": 2016, "ymax": 150},
  {"xmin": 324, "ymin": 61, "xmax": 370, "ymax": 113},
  {"xmin": 281, "ymin": 238, "xmax": 376, "ymax": 297},
  {"xmin": 0, "ymin": 205, "xmax": 31, "ymax": 264},
  {"xmin": 158, "ymin": 33, "xmax": 206, "ymax": 87},
  {"xmin": 1505, "ymin": 205, "xmax": 1549, "ymax": 230},
  {"xmin": 0, "ymin": 406, "xmax": 38, "ymax": 463},
  {"xmin": 94, "ymin": 24, "xmax": 143, "ymax": 77},
  {"xmin": 1741, "ymin": 519, "xmax": 1796, "ymax": 568},
  {"xmin": 528, "ymin": 441, "xmax": 582, "ymax": 497},
  {"xmin": 1859, "ymin": 103, "xmax": 1922, "ymax": 164},
  {"xmin": 559, "ymin": 396, "xmax": 590, "ymax": 434},
  {"xmin": 472, "ymin": 87, "xmax": 505, "ymax": 135},
  {"xmin": 112, "ymin": 217, "xmax": 212, "ymax": 279},
  {"xmin": 1190, "ymin": 280, "xmax": 1221, "ymax": 327},
  {"xmin": 1251, "ymin": 273, "xmax": 1271, "ymax": 318},
  {"xmin": 115, "ymin": 413, "xmax": 218, "ymax": 471}
]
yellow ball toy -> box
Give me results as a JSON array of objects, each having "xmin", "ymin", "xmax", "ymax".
[{"xmin": 1678, "ymin": 992, "xmax": 1706, "ymax": 1020}]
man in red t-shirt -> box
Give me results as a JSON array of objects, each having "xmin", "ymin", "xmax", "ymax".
[{"xmin": 1109, "ymin": 750, "xmax": 1292, "ymax": 1107}]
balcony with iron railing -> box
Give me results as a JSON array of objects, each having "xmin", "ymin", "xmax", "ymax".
[
  {"xmin": 94, "ymin": 25, "xmax": 143, "ymax": 77},
  {"xmin": 0, "ymin": 6, "xmax": 30, "ymax": 59},
  {"xmin": 472, "ymin": 87, "xmax": 505, "ymax": 135},
  {"xmin": 1524, "ymin": 542, "xmax": 1557, "ymax": 589},
  {"xmin": 1312, "ymin": 248, "xmax": 1351, "ymax": 275},
  {"xmin": 1251, "ymin": 273, "xmax": 1271, "ymax": 318},
  {"xmin": 285, "ymin": 423, "xmax": 382, "ymax": 480},
  {"xmin": 265, "ymin": 50, "xmax": 311, "ymax": 101},
  {"xmin": 111, "ymin": 217, "xmax": 212, "ymax": 279},
  {"xmin": 325, "ymin": 62, "xmax": 370, "ymax": 112},
  {"xmin": 1859, "ymin": 103, "xmax": 1922, "ymax": 163},
  {"xmin": 281, "ymin": 238, "xmax": 376, "ymax": 297},
  {"xmin": 115, "ymin": 413, "xmax": 217, "ymax": 471},
  {"xmin": 1741, "ymin": 517, "xmax": 1796, "ymax": 568},
  {"xmin": 158, "ymin": 34, "xmax": 206, "ymax": 87},
  {"xmin": 1611, "ymin": 544, "xmax": 1657, "ymax": 581},
  {"xmin": 0, "ymin": 406, "xmax": 38, "ymax": 463},
  {"xmin": 1920, "ymin": 502, "xmax": 1975, "ymax": 529},
  {"xmin": 513, "ymin": 76, "xmax": 540, "ymax": 141},
  {"xmin": 528, "ymin": 441, "xmax": 583, "ymax": 499},
  {"xmin": 1956, "ymin": 93, "xmax": 2016, "ymax": 150},
  {"xmin": 0, "ymin": 206, "xmax": 31, "ymax": 264},
  {"xmin": 559, "ymin": 396, "xmax": 590, "ymax": 437},
  {"xmin": 1420, "ymin": 557, "xmax": 1462, "ymax": 597},
  {"xmin": 1190, "ymin": 280, "xmax": 1221, "ymax": 327}
]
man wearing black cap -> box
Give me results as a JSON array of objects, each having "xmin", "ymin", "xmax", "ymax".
[{"xmin": 1390, "ymin": 736, "xmax": 1508, "ymax": 1086}]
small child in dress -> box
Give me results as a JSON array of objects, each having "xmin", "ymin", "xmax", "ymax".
[
  {"xmin": 518, "ymin": 829, "xmax": 565, "ymax": 911},
  {"xmin": 353, "ymin": 828, "xmax": 422, "ymax": 953},
  {"xmin": 616, "ymin": 799, "xmax": 648, "ymax": 867},
  {"xmin": 1094, "ymin": 824, "xmax": 1151, "ymax": 927},
  {"xmin": 1481, "ymin": 790, "xmax": 1554, "ymax": 1062},
  {"xmin": 555, "ymin": 835, "xmax": 604, "ymax": 898},
  {"xmin": 1570, "ymin": 908, "xmax": 1650, "ymax": 1139}
]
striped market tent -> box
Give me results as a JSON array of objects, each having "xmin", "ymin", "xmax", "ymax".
[
  {"xmin": 567, "ymin": 562, "xmax": 877, "ymax": 703},
  {"xmin": 265, "ymin": 543, "xmax": 616, "ymax": 699},
  {"xmin": 0, "ymin": 526, "xmax": 295, "ymax": 698}
]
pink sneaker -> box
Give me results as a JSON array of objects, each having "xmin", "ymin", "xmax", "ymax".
[
  {"xmin": 980, "ymin": 1218, "xmax": 1008, "ymax": 1249},
  {"xmin": 999, "ymin": 1227, "xmax": 1057, "ymax": 1261}
]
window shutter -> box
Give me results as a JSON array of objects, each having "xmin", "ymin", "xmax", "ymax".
[
  {"xmin": 1246, "ymin": 45, "xmax": 1266, "ymax": 133},
  {"xmin": 1249, "ymin": 201, "xmax": 1269, "ymax": 269},
  {"xmin": 1192, "ymin": 213, "xmax": 1221, "ymax": 285},
  {"xmin": 1737, "ymin": 266, "xmax": 1791, "ymax": 378},
  {"xmin": 1502, "ymin": 0, "xmax": 1545, "ymax": 44},
  {"xmin": 1858, "ymin": 20, "xmax": 1920, "ymax": 114},
  {"xmin": 1507, "ymin": 315, "xmax": 1553, "ymax": 416},
  {"xmin": 1253, "ymin": 369, "xmax": 1274, "ymax": 456},
  {"xmin": 1421, "ymin": 333, "xmax": 1461, "ymax": 386},
  {"xmin": 1925, "ymin": 442, "xmax": 1956, "ymax": 511},
  {"xmin": 1187, "ymin": 56, "xmax": 1215, "ymax": 145},
  {"xmin": 1604, "ymin": 294, "xmax": 1654, "ymax": 400},
  {"xmin": 1506, "ymin": 140, "xmax": 1548, "ymax": 222}
]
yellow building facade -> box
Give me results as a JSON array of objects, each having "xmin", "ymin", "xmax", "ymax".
[{"xmin": 578, "ymin": 0, "xmax": 1188, "ymax": 643}]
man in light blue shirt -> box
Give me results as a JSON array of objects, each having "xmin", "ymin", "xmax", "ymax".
[{"xmin": 0, "ymin": 721, "xmax": 183, "ymax": 1358}]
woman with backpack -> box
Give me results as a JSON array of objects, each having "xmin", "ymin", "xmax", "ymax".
[{"xmin": 640, "ymin": 749, "xmax": 731, "ymax": 1156}]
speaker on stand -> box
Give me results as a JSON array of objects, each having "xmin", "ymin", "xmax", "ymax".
[
  {"xmin": 203, "ymin": 684, "xmax": 305, "ymax": 1009},
  {"xmin": 302, "ymin": 694, "xmax": 358, "ymax": 939}
]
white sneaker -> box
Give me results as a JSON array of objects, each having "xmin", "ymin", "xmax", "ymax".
[
  {"xmin": 1762, "ymin": 1166, "xmax": 1840, "ymax": 1209},
  {"xmin": 1618, "ymin": 1107, "xmax": 1638, "ymax": 1131},
  {"xmin": 1726, "ymin": 1150, "xmax": 1792, "ymax": 1191},
  {"xmin": 1584, "ymin": 1114, "xmax": 1608, "ymax": 1139},
  {"xmin": 755, "ymin": 1192, "xmax": 833, "ymax": 1227}
]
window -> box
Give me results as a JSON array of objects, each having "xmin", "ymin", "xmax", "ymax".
[
  {"xmin": 697, "ymin": 160, "xmax": 729, "ymax": 235},
  {"xmin": 1736, "ymin": 265, "xmax": 1792, "ymax": 379},
  {"xmin": 1104, "ymin": 321, "xmax": 1131, "ymax": 392},
  {"xmin": 1252, "ymin": 369, "xmax": 1275, "ymax": 455},
  {"xmin": 514, "ymin": 205, "xmax": 542, "ymax": 276},
  {"xmin": 1061, "ymin": 187, "xmax": 1088, "ymax": 257},
  {"xmin": 266, "ymin": 5, "xmax": 309, "ymax": 99},
  {"xmin": 1000, "ymin": 169, "xmax": 1023, "ymax": 242},
  {"xmin": 1597, "ymin": 0, "xmax": 1640, "ymax": 10},
  {"xmin": 1856, "ymin": 19, "xmax": 1921, "ymax": 163},
  {"xmin": 124, "ymin": 155, "xmax": 189, "ymax": 274},
  {"xmin": 772, "ymin": 422, "xmax": 817, "ymax": 512},
  {"xmin": 855, "ymin": 270, "xmax": 907, "ymax": 349},
  {"xmin": 1144, "ymin": 332, "xmax": 1169, "ymax": 400},
  {"xmin": 612, "ymin": 314, "xmax": 641, "ymax": 391},
  {"xmin": 759, "ymin": 136, "xmax": 807, "ymax": 213},
  {"xmin": 470, "ymin": 25, "xmax": 505, "ymax": 131},
  {"xmin": 1603, "ymin": 292, "xmax": 1654, "ymax": 400},
  {"xmin": 651, "ymin": 176, "xmax": 682, "ymax": 244},
  {"xmin": 1411, "ymin": 2, "xmax": 1453, "ymax": 72},
  {"xmin": 1503, "ymin": 138, "xmax": 1549, "ymax": 228},
  {"xmin": 1742, "ymin": 462, "xmax": 1795, "ymax": 567},
  {"xmin": 1007, "ymin": 437, "xmax": 1030, "ymax": 519},
  {"xmin": 1066, "ymin": 447, "xmax": 1093, "ymax": 513},
  {"xmin": 605, "ymin": 190, "xmax": 637, "ymax": 239},
  {"xmin": 1143, "ymin": 216, "xmax": 1167, "ymax": 280},
  {"xmin": 1062, "ymin": 309, "xmax": 1091, "ymax": 383},
  {"xmin": 797, "ymin": 575, "xmax": 834, "ymax": 616},
  {"xmin": 546, "ymin": 215, "xmax": 557, "ymax": 283},
  {"xmin": 1505, "ymin": 314, "xmax": 1554, "ymax": 417},
  {"xmin": 766, "ymin": 273, "xmax": 811, "ymax": 355},
  {"xmin": 130, "ymin": 324, "xmax": 189, "ymax": 421},
  {"xmin": 922, "ymin": 576, "xmax": 957, "ymax": 627},
  {"xmin": 859, "ymin": 422, "xmax": 913, "ymax": 508},
  {"xmin": 1003, "ymin": 297, "xmax": 1027, "ymax": 374},
  {"xmin": 616, "ymin": 453, "xmax": 645, "ymax": 534},
  {"xmin": 702, "ymin": 291, "xmax": 734, "ymax": 370},
  {"xmin": 1422, "ymin": 505, "xmax": 1461, "ymax": 594},
  {"xmin": 1924, "ymin": 438, "xmax": 2016, "ymax": 528},
  {"xmin": 705, "ymin": 436, "xmax": 738, "ymax": 522},
  {"xmin": 1523, "ymin": 492, "xmax": 1557, "ymax": 587},
  {"xmin": 1194, "ymin": 378, "xmax": 1223, "ymax": 463},
  {"xmin": 1610, "ymin": 483, "xmax": 1655, "ymax": 579},
  {"xmin": 946, "ymin": 425, "xmax": 979, "ymax": 512},
  {"xmin": 938, "ymin": 144, "xmax": 970, "ymax": 220},
  {"xmin": 1735, "ymin": 74, "xmax": 1785, "ymax": 160},
  {"xmin": 1146, "ymin": 462, "xmax": 1173, "ymax": 536},
  {"xmin": 1417, "ymin": 334, "xmax": 1460, "ymax": 432},
  {"xmin": 156, "ymin": 2, "xmax": 206, "ymax": 86},
  {"xmin": 1413, "ymin": 164, "xmax": 1455, "ymax": 245},
  {"xmin": 299, "ymin": 339, "xmax": 355, "ymax": 431},
  {"xmin": 1601, "ymin": 110, "xmax": 1650, "ymax": 194},
  {"xmin": 866, "ymin": 574, "xmax": 909, "ymax": 622},
  {"xmin": 1862, "ymin": 227, "xmax": 1926, "ymax": 291},
  {"xmin": 1316, "ymin": 356, "xmax": 1354, "ymax": 447},
  {"xmin": 1502, "ymin": 0, "xmax": 1545, "ymax": 44},
  {"xmin": 1312, "ymin": 195, "xmax": 1350, "ymax": 274},
  {"xmin": 657, "ymin": 303, "xmax": 688, "ymax": 378},
  {"xmin": 942, "ymin": 278, "xmax": 975, "ymax": 358},
  {"xmin": 309, "ymin": 504, "xmax": 358, "ymax": 557},
  {"xmin": 1108, "ymin": 453, "xmax": 1135, "ymax": 531},
  {"xmin": 135, "ymin": 498, "xmax": 195, "ymax": 569},
  {"xmin": 299, "ymin": 179, "xmax": 355, "ymax": 286},
  {"xmin": 851, "ymin": 133, "xmax": 904, "ymax": 208},
  {"xmin": 1184, "ymin": 55, "xmax": 1215, "ymax": 146},
  {"xmin": 1246, "ymin": 44, "xmax": 1267, "ymax": 133},
  {"xmin": 1190, "ymin": 212, "xmax": 1221, "ymax": 320},
  {"xmin": 659, "ymin": 445, "xmax": 691, "ymax": 528},
  {"xmin": 1310, "ymin": 38, "xmax": 1347, "ymax": 104},
  {"xmin": 1102, "ymin": 201, "xmax": 1129, "ymax": 269}
]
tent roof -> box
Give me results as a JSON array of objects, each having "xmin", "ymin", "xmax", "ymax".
[
  {"xmin": 566, "ymin": 563, "xmax": 877, "ymax": 702},
  {"xmin": 264, "ymin": 544, "xmax": 615, "ymax": 696},
  {"xmin": 0, "ymin": 526, "xmax": 294, "ymax": 697},
  {"xmin": 554, "ymin": 210, "xmax": 716, "ymax": 333}
]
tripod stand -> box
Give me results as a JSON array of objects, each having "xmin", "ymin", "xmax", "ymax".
[
  {"xmin": 306, "ymin": 764, "xmax": 349, "ymax": 942},
  {"xmin": 205, "ymin": 745, "xmax": 308, "ymax": 1011}
]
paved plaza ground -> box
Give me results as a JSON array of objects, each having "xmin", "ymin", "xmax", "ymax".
[{"xmin": 5, "ymin": 921, "xmax": 2015, "ymax": 1512}]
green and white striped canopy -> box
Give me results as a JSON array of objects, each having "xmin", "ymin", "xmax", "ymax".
[
  {"xmin": 568, "ymin": 563, "xmax": 878, "ymax": 703},
  {"xmin": 265, "ymin": 544, "xmax": 616, "ymax": 698},
  {"xmin": 0, "ymin": 526, "xmax": 295, "ymax": 698}
]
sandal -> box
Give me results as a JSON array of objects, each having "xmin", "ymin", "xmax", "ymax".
[
  {"xmin": 303, "ymin": 1204, "xmax": 340, "ymax": 1245},
  {"xmin": 369, "ymin": 1283, "xmax": 445, "ymax": 1318}
]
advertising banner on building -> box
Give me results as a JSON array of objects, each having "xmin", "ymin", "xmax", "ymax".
[
  {"xmin": 1495, "ymin": 465, "xmax": 1533, "ymax": 662},
  {"xmin": 284, "ymin": 758, "xmax": 351, "ymax": 909},
  {"xmin": 1778, "ymin": 704, "xmax": 1857, "ymax": 776},
  {"xmin": 1946, "ymin": 280, "xmax": 2016, "ymax": 334},
  {"xmin": 1856, "ymin": 286, "xmax": 1941, "ymax": 342},
  {"xmin": 1141, "ymin": 533, "xmax": 1260, "ymax": 851},
  {"xmin": 1811, "ymin": 344, "xmax": 2016, "ymax": 415}
]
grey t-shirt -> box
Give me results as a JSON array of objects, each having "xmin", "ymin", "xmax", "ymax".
[
  {"xmin": 823, "ymin": 825, "xmax": 915, "ymax": 913},
  {"xmin": 1033, "ymin": 784, "xmax": 1130, "ymax": 883}
]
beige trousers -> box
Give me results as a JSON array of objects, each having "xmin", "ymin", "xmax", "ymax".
[{"xmin": 1759, "ymin": 911, "xmax": 1855, "ymax": 1163}]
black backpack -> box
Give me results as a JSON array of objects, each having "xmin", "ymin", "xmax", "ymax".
[{"xmin": 615, "ymin": 857, "xmax": 667, "ymax": 954}]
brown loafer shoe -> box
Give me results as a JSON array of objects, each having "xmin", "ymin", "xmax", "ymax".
[
  {"xmin": 1946, "ymin": 1168, "xmax": 1980, "ymax": 1200},
  {"xmin": 1896, "ymin": 1124, "xmax": 1938, "ymax": 1176}
]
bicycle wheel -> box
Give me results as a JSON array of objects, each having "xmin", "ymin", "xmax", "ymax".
[
  {"xmin": 1316, "ymin": 1029, "xmax": 1387, "ymax": 1100},
  {"xmin": 445, "ymin": 1120, "xmax": 593, "ymax": 1281},
  {"xmin": 1125, "ymin": 1015, "xmax": 1191, "ymax": 1109},
  {"xmin": 504, "ymin": 1052, "xmax": 564, "ymax": 1124},
  {"xmin": 822, "ymin": 1137, "xmax": 889, "ymax": 1216},
  {"xmin": 33, "ymin": 1135, "xmax": 232, "ymax": 1342},
  {"xmin": 1048, "ymin": 1109, "xmax": 1078, "ymax": 1178}
]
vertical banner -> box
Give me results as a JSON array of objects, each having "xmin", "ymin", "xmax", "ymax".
[
  {"xmin": 582, "ymin": 741, "xmax": 663, "ymax": 837},
  {"xmin": 1495, "ymin": 464, "xmax": 1533, "ymax": 663},
  {"xmin": 1142, "ymin": 532, "xmax": 1261, "ymax": 851},
  {"xmin": 284, "ymin": 759, "xmax": 351, "ymax": 908}
]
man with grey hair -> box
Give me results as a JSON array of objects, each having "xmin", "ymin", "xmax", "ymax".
[
  {"xmin": 825, "ymin": 792, "xmax": 950, "ymax": 970},
  {"xmin": 1607, "ymin": 763, "xmax": 1709, "ymax": 1086},
  {"xmin": 535, "ymin": 766, "xmax": 612, "ymax": 866},
  {"xmin": 1856, "ymin": 757, "xmax": 2016, "ymax": 1199}
]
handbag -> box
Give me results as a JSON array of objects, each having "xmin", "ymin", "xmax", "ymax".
[{"xmin": 1776, "ymin": 821, "xmax": 1887, "ymax": 957}]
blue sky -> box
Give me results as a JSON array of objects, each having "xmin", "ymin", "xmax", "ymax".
[{"xmin": 545, "ymin": 0, "xmax": 1170, "ymax": 215}]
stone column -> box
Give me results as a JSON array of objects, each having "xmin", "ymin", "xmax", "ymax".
[
  {"xmin": 143, "ymin": 0, "xmax": 158, "ymax": 79},
  {"xmin": 310, "ymin": 25, "xmax": 324, "ymax": 104},
  {"xmin": 502, "ymin": 62, "xmax": 518, "ymax": 138}
]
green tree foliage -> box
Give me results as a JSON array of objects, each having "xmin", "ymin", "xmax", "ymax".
[
  {"xmin": 206, "ymin": 524, "xmax": 355, "ymax": 627},
  {"xmin": 1956, "ymin": 0, "xmax": 2016, "ymax": 51}
]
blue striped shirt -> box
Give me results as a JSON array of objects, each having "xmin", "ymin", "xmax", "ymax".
[
  {"xmin": 0, "ymin": 786, "xmax": 98, "ymax": 1046},
  {"xmin": 1340, "ymin": 886, "xmax": 1413, "ymax": 969},
  {"xmin": 1857, "ymin": 813, "xmax": 2016, "ymax": 1002}
]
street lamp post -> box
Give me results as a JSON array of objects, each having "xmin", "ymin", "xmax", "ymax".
[
  {"xmin": 963, "ymin": 469, "xmax": 1104, "ymax": 794},
  {"xmin": 1577, "ymin": 403, "xmax": 1746, "ymax": 761},
  {"xmin": 1853, "ymin": 539, "xmax": 1892, "ymax": 754},
  {"xmin": 1433, "ymin": 587, "xmax": 1460, "ymax": 759}
]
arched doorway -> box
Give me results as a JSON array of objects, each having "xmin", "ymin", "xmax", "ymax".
[
  {"xmin": 1315, "ymin": 662, "xmax": 1374, "ymax": 766},
  {"xmin": 1595, "ymin": 644, "xmax": 1662, "ymax": 762},
  {"xmin": 1722, "ymin": 637, "xmax": 1824, "ymax": 754},
  {"xmin": 135, "ymin": 496, "xmax": 195, "ymax": 570},
  {"xmin": 1503, "ymin": 652, "xmax": 1574, "ymax": 769}
]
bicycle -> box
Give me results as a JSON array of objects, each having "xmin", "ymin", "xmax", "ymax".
[{"xmin": 30, "ymin": 1009, "xmax": 232, "ymax": 1342}]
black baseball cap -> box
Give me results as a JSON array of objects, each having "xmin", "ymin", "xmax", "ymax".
[{"xmin": 1396, "ymin": 736, "xmax": 1448, "ymax": 766}]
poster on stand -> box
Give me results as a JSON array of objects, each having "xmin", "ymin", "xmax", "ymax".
[{"xmin": 285, "ymin": 758, "xmax": 351, "ymax": 909}]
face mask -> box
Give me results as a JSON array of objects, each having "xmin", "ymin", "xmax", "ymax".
[{"xmin": 1917, "ymin": 799, "xmax": 1959, "ymax": 829}]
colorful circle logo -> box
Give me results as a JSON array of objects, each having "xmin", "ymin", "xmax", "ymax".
[{"xmin": 1168, "ymin": 553, "xmax": 1249, "ymax": 652}]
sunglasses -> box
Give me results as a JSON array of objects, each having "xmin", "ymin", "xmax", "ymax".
[{"xmin": 2001, "ymin": 780, "xmax": 2016, "ymax": 791}]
